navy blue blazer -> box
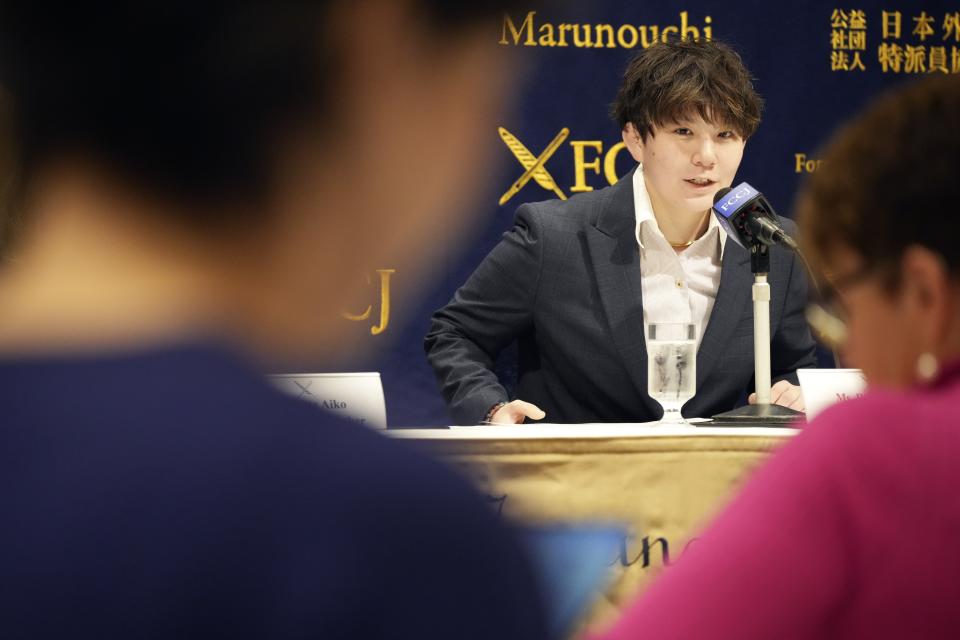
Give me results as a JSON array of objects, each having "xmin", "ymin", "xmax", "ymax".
[{"xmin": 426, "ymin": 170, "xmax": 817, "ymax": 424}]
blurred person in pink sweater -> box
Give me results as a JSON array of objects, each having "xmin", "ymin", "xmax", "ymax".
[{"xmin": 597, "ymin": 75, "xmax": 960, "ymax": 639}]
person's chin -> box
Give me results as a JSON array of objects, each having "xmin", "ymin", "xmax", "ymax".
[{"xmin": 682, "ymin": 194, "xmax": 713, "ymax": 214}]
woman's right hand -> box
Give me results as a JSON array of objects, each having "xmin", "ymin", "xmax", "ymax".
[{"xmin": 489, "ymin": 400, "xmax": 546, "ymax": 424}]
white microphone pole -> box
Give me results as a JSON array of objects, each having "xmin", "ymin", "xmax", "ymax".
[
  {"xmin": 710, "ymin": 243, "xmax": 800, "ymax": 423},
  {"xmin": 753, "ymin": 273, "xmax": 772, "ymax": 404}
]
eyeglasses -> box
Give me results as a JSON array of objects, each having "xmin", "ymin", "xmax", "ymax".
[{"xmin": 806, "ymin": 264, "xmax": 880, "ymax": 351}]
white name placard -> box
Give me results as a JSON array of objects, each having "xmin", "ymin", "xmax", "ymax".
[
  {"xmin": 269, "ymin": 372, "xmax": 387, "ymax": 429},
  {"xmin": 797, "ymin": 368, "xmax": 867, "ymax": 421}
]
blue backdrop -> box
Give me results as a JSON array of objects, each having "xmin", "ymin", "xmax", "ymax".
[{"xmin": 339, "ymin": 1, "xmax": 956, "ymax": 426}]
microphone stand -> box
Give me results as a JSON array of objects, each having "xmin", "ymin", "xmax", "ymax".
[{"xmin": 711, "ymin": 241, "xmax": 803, "ymax": 424}]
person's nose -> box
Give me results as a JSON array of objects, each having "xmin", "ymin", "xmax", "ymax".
[{"xmin": 692, "ymin": 137, "xmax": 717, "ymax": 169}]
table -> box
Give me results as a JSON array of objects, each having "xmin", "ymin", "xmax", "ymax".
[{"xmin": 390, "ymin": 423, "xmax": 796, "ymax": 628}]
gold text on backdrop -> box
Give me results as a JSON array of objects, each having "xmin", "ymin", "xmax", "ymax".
[
  {"xmin": 341, "ymin": 269, "xmax": 395, "ymax": 335},
  {"xmin": 499, "ymin": 11, "xmax": 713, "ymax": 49}
]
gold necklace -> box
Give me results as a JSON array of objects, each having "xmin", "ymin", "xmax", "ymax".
[{"xmin": 669, "ymin": 239, "xmax": 695, "ymax": 249}]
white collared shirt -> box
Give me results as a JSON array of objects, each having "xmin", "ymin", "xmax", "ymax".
[{"xmin": 633, "ymin": 166, "xmax": 726, "ymax": 351}]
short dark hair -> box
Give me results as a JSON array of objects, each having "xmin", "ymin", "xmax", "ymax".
[
  {"xmin": 797, "ymin": 75, "xmax": 960, "ymax": 282},
  {"xmin": 610, "ymin": 39, "xmax": 763, "ymax": 141},
  {"xmin": 0, "ymin": 1, "xmax": 521, "ymax": 230}
]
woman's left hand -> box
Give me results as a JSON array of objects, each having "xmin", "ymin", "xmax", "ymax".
[{"xmin": 748, "ymin": 380, "xmax": 805, "ymax": 411}]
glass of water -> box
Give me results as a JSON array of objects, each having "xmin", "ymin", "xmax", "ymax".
[{"xmin": 647, "ymin": 323, "xmax": 697, "ymax": 424}]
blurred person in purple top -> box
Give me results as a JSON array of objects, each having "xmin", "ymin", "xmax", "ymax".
[
  {"xmin": 597, "ymin": 75, "xmax": 960, "ymax": 639},
  {"xmin": 0, "ymin": 1, "xmax": 549, "ymax": 638}
]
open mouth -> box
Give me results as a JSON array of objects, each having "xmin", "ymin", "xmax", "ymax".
[{"xmin": 684, "ymin": 178, "xmax": 716, "ymax": 187}]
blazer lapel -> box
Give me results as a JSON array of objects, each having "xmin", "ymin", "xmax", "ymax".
[
  {"xmin": 697, "ymin": 242, "xmax": 752, "ymax": 387},
  {"xmin": 585, "ymin": 169, "xmax": 656, "ymax": 407}
]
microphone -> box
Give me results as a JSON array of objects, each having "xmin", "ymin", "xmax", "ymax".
[{"xmin": 712, "ymin": 183, "xmax": 798, "ymax": 251}]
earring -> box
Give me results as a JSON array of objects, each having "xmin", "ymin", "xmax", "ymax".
[{"xmin": 916, "ymin": 352, "xmax": 940, "ymax": 383}]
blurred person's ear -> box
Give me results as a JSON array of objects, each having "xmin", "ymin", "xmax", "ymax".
[
  {"xmin": 325, "ymin": 0, "xmax": 513, "ymax": 260},
  {"xmin": 253, "ymin": 0, "xmax": 516, "ymax": 362},
  {"xmin": 899, "ymin": 245, "xmax": 954, "ymax": 357}
]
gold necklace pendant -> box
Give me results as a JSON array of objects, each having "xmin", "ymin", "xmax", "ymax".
[{"xmin": 670, "ymin": 240, "xmax": 695, "ymax": 249}]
